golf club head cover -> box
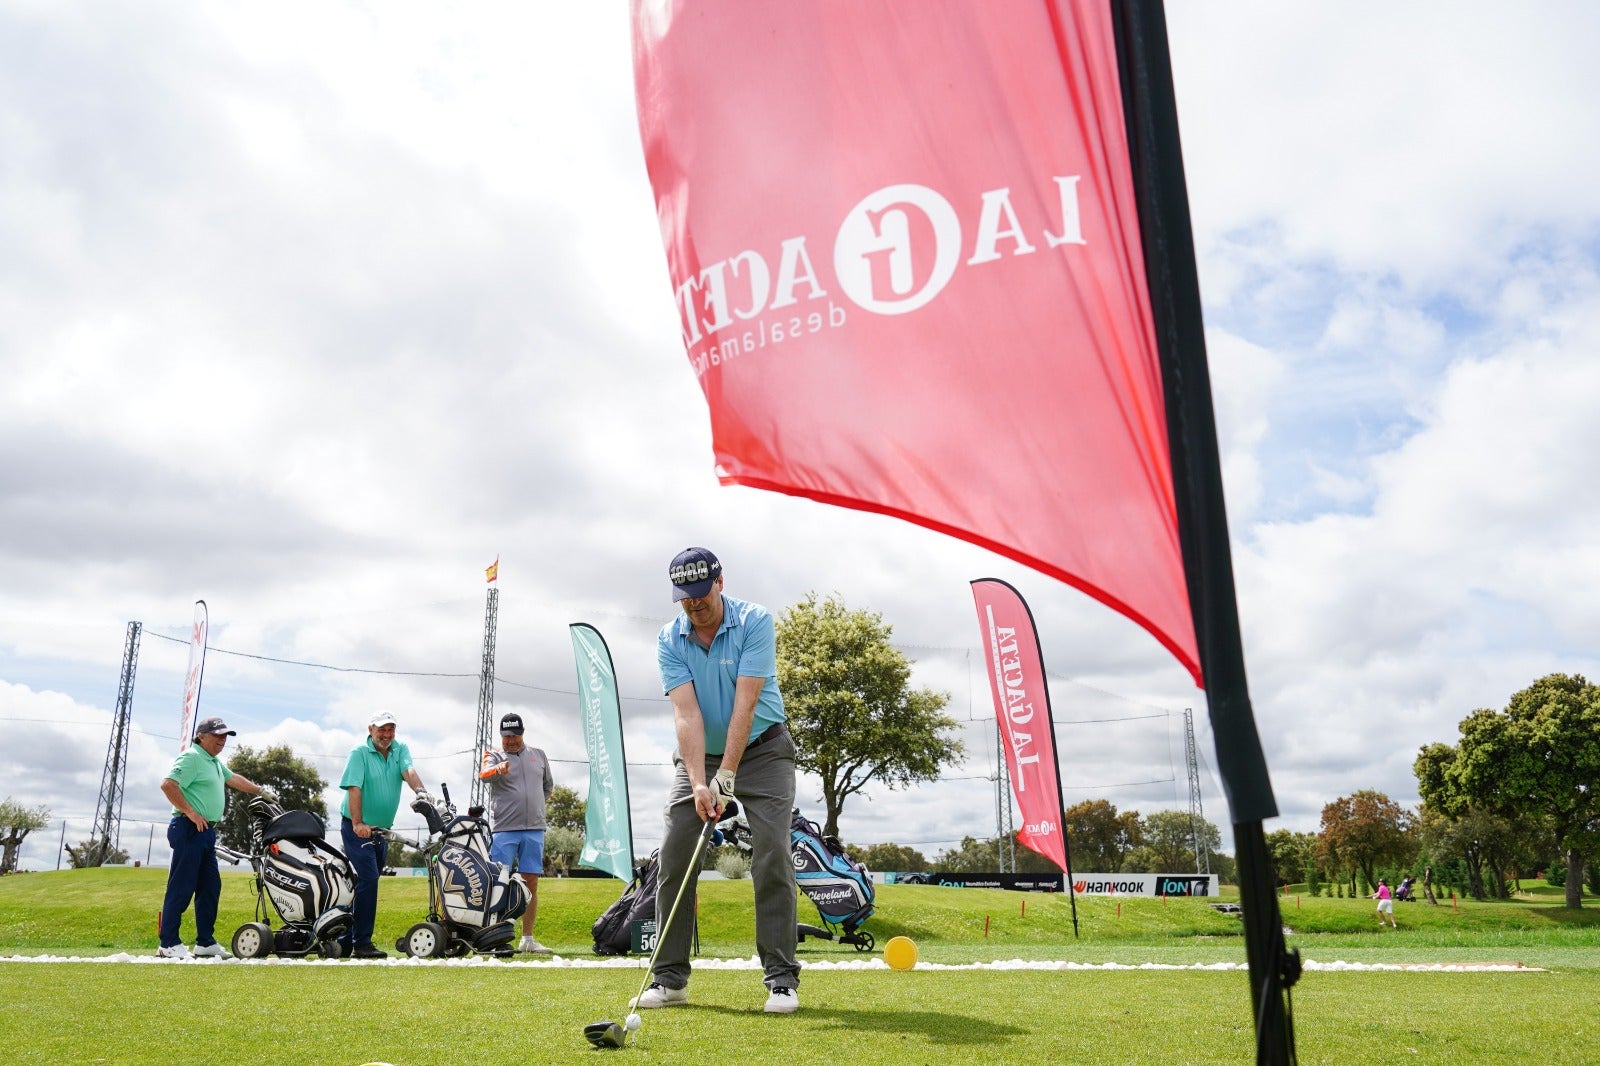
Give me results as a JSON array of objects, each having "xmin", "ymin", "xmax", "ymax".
[{"xmin": 711, "ymin": 768, "xmax": 736, "ymax": 811}]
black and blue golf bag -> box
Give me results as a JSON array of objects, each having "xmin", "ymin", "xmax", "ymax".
[
  {"xmin": 791, "ymin": 810, "xmax": 876, "ymax": 952},
  {"xmin": 396, "ymin": 785, "xmax": 528, "ymax": 958}
]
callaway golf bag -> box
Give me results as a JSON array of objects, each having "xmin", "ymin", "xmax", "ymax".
[
  {"xmin": 229, "ymin": 798, "xmax": 355, "ymax": 959},
  {"xmin": 791, "ymin": 810, "xmax": 876, "ymax": 951},
  {"xmin": 397, "ymin": 784, "xmax": 528, "ymax": 958}
]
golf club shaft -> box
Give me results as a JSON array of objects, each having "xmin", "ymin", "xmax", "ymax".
[
  {"xmin": 628, "ymin": 816, "xmax": 717, "ymax": 1014},
  {"xmin": 626, "ymin": 799, "xmax": 740, "ymax": 1022}
]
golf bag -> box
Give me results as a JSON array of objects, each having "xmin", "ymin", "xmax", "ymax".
[
  {"xmin": 397, "ymin": 785, "xmax": 528, "ymax": 958},
  {"xmin": 591, "ymin": 851, "xmax": 661, "ymax": 955},
  {"xmin": 791, "ymin": 810, "xmax": 876, "ymax": 952},
  {"xmin": 230, "ymin": 798, "xmax": 355, "ymax": 959}
]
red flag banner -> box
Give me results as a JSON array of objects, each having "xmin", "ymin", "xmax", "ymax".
[
  {"xmin": 971, "ymin": 578, "xmax": 1068, "ymax": 872},
  {"xmin": 176, "ymin": 600, "xmax": 208, "ymax": 752},
  {"xmin": 633, "ymin": 0, "xmax": 1199, "ymax": 683}
]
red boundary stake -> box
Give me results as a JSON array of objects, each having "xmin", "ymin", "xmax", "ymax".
[
  {"xmin": 1021, "ymin": 899, "xmax": 1027, "ymax": 917},
  {"xmin": 983, "ymin": 915, "xmax": 991, "ymax": 937}
]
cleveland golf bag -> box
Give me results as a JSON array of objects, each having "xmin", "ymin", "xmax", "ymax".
[
  {"xmin": 790, "ymin": 810, "xmax": 876, "ymax": 951},
  {"xmin": 397, "ymin": 784, "xmax": 528, "ymax": 958},
  {"xmin": 591, "ymin": 851, "xmax": 661, "ymax": 955},
  {"xmin": 230, "ymin": 798, "xmax": 355, "ymax": 959}
]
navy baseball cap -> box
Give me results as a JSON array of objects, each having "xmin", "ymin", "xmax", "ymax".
[{"xmin": 669, "ymin": 547, "xmax": 721, "ymax": 602}]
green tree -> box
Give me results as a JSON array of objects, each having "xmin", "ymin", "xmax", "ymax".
[
  {"xmin": 66, "ymin": 839, "xmax": 128, "ymax": 868},
  {"xmin": 1416, "ymin": 744, "xmax": 1550, "ymax": 900},
  {"xmin": 219, "ymin": 745, "xmax": 328, "ymax": 852},
  {"xmin": 0, "ymin": 798, "xmax": 50, "ymax": 873},
  {"xmin": 934, "ymin": 836, "xmax": 1002, "ymax": 872},
  {"xmin": 1449, "ymin": 673, "xmax": 1600, "ymax": 909},
  {"xmin": 1265, "ymin": 828, "xmax": 1317, "ymax": 886},
  {"xmin": 1317, "ymin": 790, "xmax": 1417, "ymax": 893},
  {"xmin": 849, "ymin": 842, "xmax": 930, "ymax": 873},
  {"xmin": 1062, "ymin": 799, "xmax": 1142, "ymax": 872},
  {"xmin": 544, "ymin": 826, "xmax": 584, "ymax": 875},
  {"xmin": 777, "ymin": 593, "xmax": 964, "ymax": 837},
  {"xmin": 546, "ymin": 785, "xmax": 586, "ymax": 832},
  {"xmin": 1122, "ymin": 810, "xmax": 1220, "ymax": 873}
]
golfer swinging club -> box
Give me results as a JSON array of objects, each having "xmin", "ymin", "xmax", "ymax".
[{"xmin": 633, "ymin": 547, "xmax": 800, "ymax": 1014}]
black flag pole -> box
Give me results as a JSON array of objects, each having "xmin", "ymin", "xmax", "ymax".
[{"xmin": 1110, "ymin": 2, "xmax": 1300, "ymax": 1063}]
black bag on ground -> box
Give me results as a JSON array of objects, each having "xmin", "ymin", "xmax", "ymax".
[{"xmin": 591, "ymin": 851, "xmax": 660, "ymax": 955}]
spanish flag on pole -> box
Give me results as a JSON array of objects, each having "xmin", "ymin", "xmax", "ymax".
[{"xmin": 485, "ymin": 556, "xmax": 499, "ymax": 584}]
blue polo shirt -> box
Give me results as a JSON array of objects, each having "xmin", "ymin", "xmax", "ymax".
[
  {"xmin": 339, "ymin": 737, "xmax": 413, "ymax": 829},
  {"xmin": 657, "ymin": 593, "xmax": 786, "ymax": 756}
]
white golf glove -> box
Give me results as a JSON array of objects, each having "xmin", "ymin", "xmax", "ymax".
[
  {"xmin": 711, "ymin": 769, "xmax": 736, "ymax": 810},
  {"xmin": 258, "ymin": 788, "xmax": 278, "ymax": 804}
]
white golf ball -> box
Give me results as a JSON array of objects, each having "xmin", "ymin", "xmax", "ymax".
[{"xmin": 625, "ymin": 1013, "xmax": 642, "ymax": 1032}]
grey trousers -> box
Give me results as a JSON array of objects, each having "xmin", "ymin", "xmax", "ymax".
[{"xmin": 652, "ymin": 726, "xmax": 799, "ymax": 991}]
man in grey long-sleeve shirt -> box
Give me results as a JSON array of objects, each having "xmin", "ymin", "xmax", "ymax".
[{"xmin": 479, "ymin": 711, "xmax": 555, "ymax": 953}]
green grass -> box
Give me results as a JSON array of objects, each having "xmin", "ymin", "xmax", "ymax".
[{"xmin": 4, "ymin": 869, "xmax": 1600, "ymax": 1063}]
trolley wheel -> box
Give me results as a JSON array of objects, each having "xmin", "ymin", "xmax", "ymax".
[
  {"xmin": 854, "ymin": 932, "xmax": 875, "ymax": 953},
  {"xmin": 231, "ymin": 922, "xmax": 273, "ymax": 960},
  {"xmin": 448, "ymin": 939, "xmax": 471, "ymax": 957},
  {"xmin": 316, "ymin": 939, "xmax": 346, "ymax": 960},
  {"xmin": 402, "ymin": 921, "xmax": 450, "ymax": 959}
]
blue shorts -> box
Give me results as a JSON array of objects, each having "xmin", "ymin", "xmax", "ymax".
[{"xmin": 490, "ymin": 829, "xmax": 545, "ymax": 875}]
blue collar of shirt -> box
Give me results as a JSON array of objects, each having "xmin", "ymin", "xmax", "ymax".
[{"xmin": 670, "ymin": 597, "xmax": 743, "ymax": 642}]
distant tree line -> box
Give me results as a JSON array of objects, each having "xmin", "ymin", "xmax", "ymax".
[
  {"xmin": 1256, "ymin": 673, "xmax": 1600, "ymax": 910},
  {"xmin": 846, "ymin": 803, "xmax": 1232, "ymax": 882}
]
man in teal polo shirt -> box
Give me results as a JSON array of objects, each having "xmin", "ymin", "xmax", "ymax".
[
  {"xmin": 157, "ymin": 716, "xmax": 271, "ymax": 959},
  {"xmin": 339, "ymin": 710, "xmax": 429, "ymax": 958}
]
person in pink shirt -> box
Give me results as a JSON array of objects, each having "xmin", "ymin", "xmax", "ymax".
[{"xmin": 1373, "ymin": 878, "xmax": 1397, "ymax": 928}]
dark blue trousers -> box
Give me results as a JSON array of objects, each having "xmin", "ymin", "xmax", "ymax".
[
  {"xmin": 340, "ymin": 818, "xmax": 384, "ymax": 948},
  {"xmin": 160, "ymin": 817, "xmax": 221, "ymax": 948}
]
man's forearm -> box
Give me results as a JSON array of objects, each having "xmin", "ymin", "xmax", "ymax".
[
  {"xmin": 719, "ymin": 676, "xmax": 765, "ymax": 773},
  {"xmin": 670, "ymin": 690, "xmax": 708, "ymax": 785}
]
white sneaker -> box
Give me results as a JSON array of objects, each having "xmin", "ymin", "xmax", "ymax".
[
  {"xmin": 157, "ymin": 944, "xmax": 193, "ymax": 960},
  {"xmin": 764, "ymin": 986, "xmax": 799, "ymax": 1014},
  {"xmin": 631, "ymin": 983, "xmax": 688, "ymax": 1009},
  {"xmin": 192, "ymin": 943, "xmax": 231, "ymax": 959},
  {"xmin": 519, "ymin": 936, "xmax": 552, "ymax": 954}
]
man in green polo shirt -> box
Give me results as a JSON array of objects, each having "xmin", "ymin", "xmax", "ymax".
[
  {"xmin": 339, "ymin": 710, "xmax": 429, "ymax": 958},
  {"xmin": 157, "ymin": 716, "xmax": 271, "ymax": 959}
]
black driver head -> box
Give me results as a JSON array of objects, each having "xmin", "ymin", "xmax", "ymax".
[{"xmin": 584, "ymin": 1021, "xmax": 627, "ymax": 1050}]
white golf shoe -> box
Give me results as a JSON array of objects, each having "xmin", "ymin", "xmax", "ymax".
[
  {"xmin": 631, "ymin": 983, "xmax": 688, "ymax": 1009},
  {"xmin": 764, "ymin": 987, "xmax": 799, "ymax": 1014},
  {"xmin": 156, "ymin": 944, "xmax": 193, "ymax": 960},
  {"xmin": 192, "ymin": 943, "xmax": 231, "ymax": 959},
  {"xmin": 518, "ymin": 936, "xmax": 552, "ymax": 954}
]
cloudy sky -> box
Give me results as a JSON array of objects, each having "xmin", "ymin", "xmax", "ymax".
[{"xmin": 3, "ymin": 2, "xmax": 1598, "ymax": 875}]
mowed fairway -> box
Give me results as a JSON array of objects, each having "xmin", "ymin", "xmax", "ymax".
[{"xmin": 3, "ymin": 869, "xmax": 1598, "ymax": 1064}]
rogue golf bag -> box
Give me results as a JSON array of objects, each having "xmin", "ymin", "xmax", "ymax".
[
  {"xmin": 790, "ymin": 810, "xmax": 876, "ymax": 951},
  {"xmin": 591, "ymin": 851, "xmax": 661, "ymax": 955},
  {"xmin": 229, "ymin": 798, "xmax": 355, "ymax": 959},
  {"xmin": 396, "ymin": 785, "xmax": 528, "ymax": 958}
]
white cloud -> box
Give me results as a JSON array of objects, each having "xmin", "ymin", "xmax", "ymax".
[{"xmin": 3, "ymin": 4, "xmax": 1599, "ymax": 875}]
